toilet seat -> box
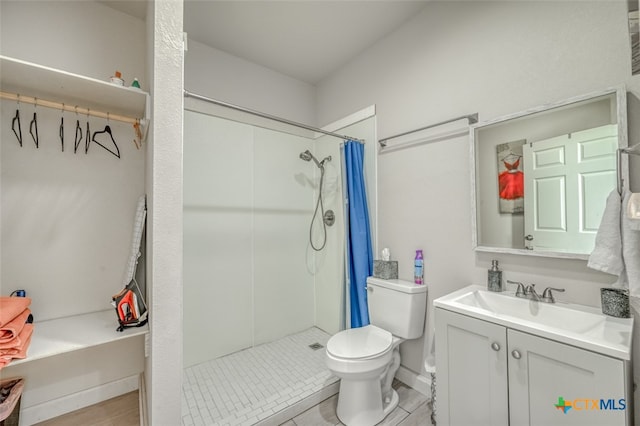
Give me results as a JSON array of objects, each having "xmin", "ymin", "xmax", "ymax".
[{"xmin": 327, "ymin": 325, "xmax": 393, "ymax": 360}]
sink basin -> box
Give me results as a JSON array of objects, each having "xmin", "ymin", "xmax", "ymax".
[{"xmin": 434, "ymin": 285, "xmax": 633, "ymax": 360}]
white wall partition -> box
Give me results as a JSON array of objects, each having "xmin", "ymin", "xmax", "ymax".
[
  {"xmin": 183, "ymin": 112, "xmax": 254, "ymax": 366},
  {"xmin": 183, "ymin": 110, "xmax": 316, "ymax": 367},
  {"xmin": 253, "ymin": 127, "xmax": 316, "ymax": 345}
]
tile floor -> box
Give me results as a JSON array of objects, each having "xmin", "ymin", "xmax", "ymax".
[
  {"xmin": 281, "ymin": 380, "xmax": 432, "ymax": 426},
  {"xmin": 182, "ymin": 327, "xmax": 339, "ymax": 426}
]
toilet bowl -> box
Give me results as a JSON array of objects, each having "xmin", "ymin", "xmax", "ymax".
[
  {"xmin": 326, "ymin": 277, "xmax": 427, "ymax": 426},
  {"xmin": 326, "ymin": 325, "xmax": 402, "ymax": 426}
]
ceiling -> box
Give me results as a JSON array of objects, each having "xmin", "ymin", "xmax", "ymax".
[{"xmin": 100, "ymin": 1, "xmax": 429, "ymax": 84}]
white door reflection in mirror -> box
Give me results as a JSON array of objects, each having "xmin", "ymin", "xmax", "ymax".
[
  {"xmin": 523, "ymin": 124, "xmax": 617, "ymax": 254},
  {"xmin": 471, "ymin": 86, "xmax": 627, "ymax": 259}
]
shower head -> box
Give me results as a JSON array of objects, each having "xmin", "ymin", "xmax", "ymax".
[
  {"xmin": 300, "ymin": 150, "xmax": 314, "ymax": 162},
  {"xmin": 299, "ymin": 150, "xmax": 331, "ymax": 168}
]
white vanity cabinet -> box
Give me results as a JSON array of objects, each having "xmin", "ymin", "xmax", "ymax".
[
  {"xmin": 508, "ymin": 328, "xmax": 628, "ymax": 425},
  {"xmin": 436, "ymin": 308, "xmax": 631, "ymax": 426},
  {"xmin": 435, "ymin": 308, "xmax": 509, "ymax": 426}
]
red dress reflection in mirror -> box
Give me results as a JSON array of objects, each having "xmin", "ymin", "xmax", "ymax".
[{"xmin": 498, "ymin": 158, "xmax": 524, "ymax": 200}]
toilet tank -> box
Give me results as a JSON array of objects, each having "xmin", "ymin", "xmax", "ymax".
[{"xmin": 367, "ymin": 277, "xmax": 428, "ymax": 339}]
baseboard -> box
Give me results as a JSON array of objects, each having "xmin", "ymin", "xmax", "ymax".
[
  {"xmin": 396, "ymin": 365, "xmax": 429, "ymax": 397},
  {"xmin": 20, "ymin": 375, "xmax": 139, "ymax": 425}
]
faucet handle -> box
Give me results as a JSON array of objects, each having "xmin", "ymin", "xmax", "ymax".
[
  {"xmin": 507, "ymin": 280, "xmax": 527, "ymax": 298},
  {"xmin": 542, "ymin": 287, "xmax": 565, "ymax": 303}
]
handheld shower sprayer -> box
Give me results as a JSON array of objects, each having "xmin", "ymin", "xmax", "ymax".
[
  {"xmin": 299, "ymin": 150, "xmax": 331, "ymax": 168},
  {"xmin": 299, "ymin": 150, "xmax": 333, "ymax": 251},
  {"xmin": 299, "ymin": 150, "xmax": 314, "ymax": 162}
]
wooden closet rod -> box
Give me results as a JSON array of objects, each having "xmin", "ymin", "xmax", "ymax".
[{"xmin": 0, "ymin": 91, "xmax": 140, "ymax": 125}]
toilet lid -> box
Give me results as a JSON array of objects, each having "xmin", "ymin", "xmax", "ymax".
[{"xmin": 327, "ymin": 325, "xmax": 392, "ymax": 360}]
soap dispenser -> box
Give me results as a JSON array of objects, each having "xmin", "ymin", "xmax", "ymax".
[{"xmin": 488, "ymin": 260, "xmax": 502, "ymax": 292}]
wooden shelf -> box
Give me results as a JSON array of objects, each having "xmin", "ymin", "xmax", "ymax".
[
  {"xmin": 0, "ymin": 56, "xmax": 148, "ymax": 119},
  {"xmin": 7, "ymin": 310, "xmax": 148, "ymax": 367}
]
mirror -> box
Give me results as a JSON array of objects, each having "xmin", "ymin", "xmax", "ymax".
[{"xmin": 471, "ymin": 87, "xmax": 627, "ymax": 259}]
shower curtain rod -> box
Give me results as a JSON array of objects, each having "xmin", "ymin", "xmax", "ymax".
[
  {"xmin": 184, "ymin": 90, "xmax": 364, "ymax": 142},
  {"xmin": 378, "ymin": 113, "xmax": 479, "ymax": 147}
]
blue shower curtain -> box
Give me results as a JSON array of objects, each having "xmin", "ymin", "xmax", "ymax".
[{"xmin": 344, "ymin": 140, "xmax": 373, "ymax": 328}]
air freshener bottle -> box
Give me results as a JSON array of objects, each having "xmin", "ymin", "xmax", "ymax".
[
  {"xmin": 488, "ymin": 260, "xmax": 503, "ymax": 292},
  {"xmin": 414, "ymin": 250, "xmax": 424, "ymax": 285}
]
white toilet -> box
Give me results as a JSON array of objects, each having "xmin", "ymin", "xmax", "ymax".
[{"xmin": 326, "ymin": 277, "xmax": 427, "ymax": 426}]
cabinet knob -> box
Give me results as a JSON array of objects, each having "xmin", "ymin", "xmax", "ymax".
[
  {"xmin": 511, "ymin": 350, "xmax": 522, "ymax": 359},
  {"xmin": 491, "ymin": 342, "xmax": 500, "ymax": 351}
]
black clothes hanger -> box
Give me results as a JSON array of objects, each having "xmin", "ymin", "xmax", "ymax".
[
  {"xmin": 59, "ymin": 116, "xmax": 64, "ymax": 152},
  {"xmin": 12, "ymin": 109, "xmax": 22, "ymax": 147},
  {"xmin": 29, "ymin": 112, "xmax": 39, "ymax": 148},
  {"xmin": 91, "ymin": 125, "xmax": 121, "ymax": 159},
  {"xmin": 85, "ymin": 121, "xmax": 90, "ymax": 154},
  {"xmin": 74, "ymin": 119, "xmax": 83, "ymax": 153}
]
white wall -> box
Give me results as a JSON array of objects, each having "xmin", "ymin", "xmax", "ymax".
[
  {"xmin": 146, "ymin": 1, "xmax": 184, "ymax": 424},
  {"xmin": 316, "ymin": 0, "xmax": 640, "ymax": 389},
  {"xmin": 183, "ymin": 37, "xmax": 367, "ymax": 364},
  {"xmin": 183, "ymin": 110, "xmax": 315, "ymax": 367},
  {"xmin": 0, "ymin": 101, "xmax": 146, "ymax": 320},
  {"xmin": 0, "ymin": 1, "xmax": 146, "ymax": 90},
  {"xmin": 0, "ymin": 1, "xmax": 148, "ymax": 421},
  {"xmin": 0, "ymin": 0, "xmax": 147, "ymax": 320},
  {"xmin": 185, "ymin": 39, "xmax": 316, "ymax": 125}
]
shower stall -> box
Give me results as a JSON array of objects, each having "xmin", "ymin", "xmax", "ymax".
[{"xmin": 182, "ymin": 96, "xmax": 376, "ymax": 425}]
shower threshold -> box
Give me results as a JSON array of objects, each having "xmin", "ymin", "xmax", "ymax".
[{"xmin": 182, "ymin": 327, "xmax": 339, "ymax": 426}]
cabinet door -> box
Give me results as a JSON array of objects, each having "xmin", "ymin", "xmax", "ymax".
[
  {"xmin": 508, "ymin": 329, "xmax": 628, "ymax": 426},
  {"xmin": 435, "ymin": 308, "xmax": 508, "ymax": 426}
]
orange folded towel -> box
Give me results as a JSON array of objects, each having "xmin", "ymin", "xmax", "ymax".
[
  {"xmin": 0, "ymin": 297, "xmax": 31, "ymax": 328},
  {"xmin": 0, "ymin": 324, "xmax": 33, "ymax": 356},
  {"xmin": 0, "ymin": 309, "xmax": 30, "ymax": 344},
  {"xmin": 0, "ymin": 324, "xmax": 33, "ymax": 370}
]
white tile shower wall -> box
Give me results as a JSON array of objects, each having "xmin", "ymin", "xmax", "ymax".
[{"xmin": 182, "ymin": 327, "xmax": 337, "ymax": 426}]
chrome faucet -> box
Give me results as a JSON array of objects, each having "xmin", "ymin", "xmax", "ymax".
[
  {"xmin": 541, "ymin": 287, "xmax": 565, "ymax": 303},
  {"xmin": 525, "ymin": 284, "xmax": 541, "ymax": 301},
  {"xmin": 507, "ymin": 281, "xmax": 565, "ymax": 303}
]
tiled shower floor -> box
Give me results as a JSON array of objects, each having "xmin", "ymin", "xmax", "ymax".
[{"xmin": 182, "ymin": 327, "xmax": 338, "ymax": 426}]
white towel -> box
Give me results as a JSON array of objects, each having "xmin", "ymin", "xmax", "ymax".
[
  {"xmin": 627, "ymin": 193, "xmax": 640, "ymax": 231},
  {"xmin": 588, "ymin": 189, "xmax": 640, "ymax": 296}
]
